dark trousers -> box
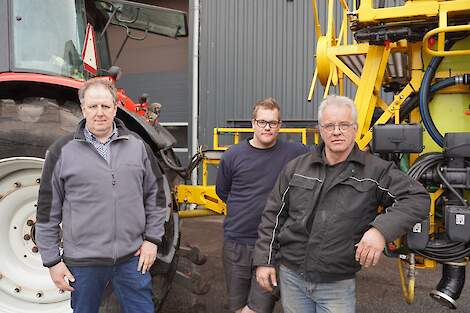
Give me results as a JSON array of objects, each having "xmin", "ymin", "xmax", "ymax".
[{"xmin": 69, "ymin": 256, "xmax": 154, "ymax": 313}]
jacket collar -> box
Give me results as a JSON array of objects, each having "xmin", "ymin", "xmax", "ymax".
[
  {"xmin": 309, "ymin": 143, "xmax": 366, "ymax": 166},
  {"xmin": 74, "ymin": 118, "xmax": 130, "ymax": 141}
]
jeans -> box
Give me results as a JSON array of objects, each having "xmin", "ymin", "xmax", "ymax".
[
  {"xmin": 69, "ymin": 256, "xmax": 154, "ymax": 313},
  {"xmin": 279, "ymin": 264, "xmax": 356, "ymax": 313}
]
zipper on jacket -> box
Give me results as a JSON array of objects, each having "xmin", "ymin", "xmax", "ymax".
[
  {"xmin": 112, "ymin": 169, "xmax": 118, "ymax": 264},
  {"xmin": 110, "ymin": 144, "xmax": 118, "ymax": 264}
]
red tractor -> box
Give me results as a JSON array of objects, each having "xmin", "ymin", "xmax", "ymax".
[{"xmin": 0, "ymin": 0, "xmax": 188, "ymax": 312}]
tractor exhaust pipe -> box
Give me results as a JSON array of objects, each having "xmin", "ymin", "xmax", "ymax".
[{"xmin": 430, "ymin": 262, "xmax": 466, "ymax": 310}]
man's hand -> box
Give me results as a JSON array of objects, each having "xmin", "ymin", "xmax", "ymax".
[
  {"xmin": 135, "ymin": 240, "xmax": 157, "ymax": 274},
  {"xmin": 49, "ymin": 262, "xmax": 75, "ymax": 292},
  {"xmin": 256, "ymin": 266, "xmax": 277, "ymax": 292},
  {"xmin": 355, "ymin": 227, "xmax": 386, "ymax": 267}
]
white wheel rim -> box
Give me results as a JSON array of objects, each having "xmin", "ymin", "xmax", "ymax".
[{"xmin": 0, "ymin": 157, "xmax": 71, "ymax": 313}]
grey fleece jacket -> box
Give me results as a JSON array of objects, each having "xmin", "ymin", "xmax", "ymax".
[{"xmin": 36, "ymin": 118, "xmax": 167, "ymax": 267}]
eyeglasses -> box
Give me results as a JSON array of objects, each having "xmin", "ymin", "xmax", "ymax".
[
  {"xmin": 320, "ymin": 122, "xmax": 355, "ymax": 133},
  {"xmin": 255, "ymin": 119, "xmax": 280, "ymax": 128},
  {"xmin": 85, "ymin": 104, "xmax": 115, "ymax": 112}
]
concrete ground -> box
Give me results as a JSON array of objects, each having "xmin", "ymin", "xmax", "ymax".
[{"xmin": 160, "ymin": 216, "xmax": 470, "ymax": 313}]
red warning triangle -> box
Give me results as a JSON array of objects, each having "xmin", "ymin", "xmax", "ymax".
[{"xmin": 82, "ymin": 23, "xmax": 98, "ymax": 75}]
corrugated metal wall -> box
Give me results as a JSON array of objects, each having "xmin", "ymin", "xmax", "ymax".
[
  {"xmin": 197, "ymin": 0, "xmax": 405, "ymax": 147},
  {"xmin": 198, "ymin": 0, "xmax": 320, "ymax": 147}
]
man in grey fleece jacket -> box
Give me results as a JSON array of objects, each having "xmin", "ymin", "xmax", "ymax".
[{"xmin": 36, "ymin": 78, "xmax": 166, "ymax": 313}]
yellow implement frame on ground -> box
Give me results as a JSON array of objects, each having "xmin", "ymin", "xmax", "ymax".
[{"xmin": 176, "ymin": 127, "xmax": 314, "ymax": 219}]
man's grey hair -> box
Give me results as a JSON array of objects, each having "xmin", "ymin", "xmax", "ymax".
[
  {"xmin": 317, "ymin": 95, "xmax": 358, "ymax": 124},
  {"xmin": 78, "ymin": 78, "xmax": 118, "ymax": 106}
]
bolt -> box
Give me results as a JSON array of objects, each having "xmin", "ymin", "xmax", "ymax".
[
  {"xmin": 14, "ymin": 182, "xmax": 21, "ymax": 188},
  {"xmin": 36, "ymin": 291, "xmax": 43, "ymax": 298},
  {"xmin": 26, "ymin": 220, "xmax": 34, "ymax": 226},
  {"xmin": 14, "ymin": 287, "xmax": 21, "ymax": 293},
  {"xmin": 36, "ymin": 178, "xmax": 40, "ymax": 184},
  {"xmin": 34, "ymin": 203, "xmax": 37, "ymax": 208},
  {"xmin": 168, "ymin": 203, "xmax": 172, "ymax": 208},
  {"xmin": 32, "ymin": 246, "xmax": 39, "ymax": 253},
  {"xmin": 24, "ymin": 234, "xmax": 31, "ymax": 241},
  {"xmin": 58, "ymin": 289, "xmax": 64, "ymax": 294}
]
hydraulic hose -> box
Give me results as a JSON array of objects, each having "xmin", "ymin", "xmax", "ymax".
[
  {"xmin": 430, "ymin": 262, "xmax": 467, "ymax": 310},
  {"xmin": 160, "ymin": 147, "xmax": 207, "ymax": 180},
  {"xmin": 400, "ymin": 76, "xmax": 461, "ymax": 120},
  {"xmin": 417, "ymin": 34, "xmax": 469, "ymax": 147},
  {"xmin": 398, "ymin": 253, "xmax": 416, "ymax": 304},
  {"xmin": 419, "ymin": 53, "xmax": 445, "ymax": 147}
]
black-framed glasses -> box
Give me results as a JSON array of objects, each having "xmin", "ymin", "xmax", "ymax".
[
  {"xmin": 320, "ymin": 122, "xmax": 355, "ymax": 133},
  {"xmin": 255, "ymin": 119, "xmax": 281, "ymax": 128}
]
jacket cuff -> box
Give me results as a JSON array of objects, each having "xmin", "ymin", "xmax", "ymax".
[
  {"xmin": 43, "ymin": 257, "xmax": 62, "ymax": 268},
  {"xmin": 144, "ymin": 236, "xmax": 162, "ymax": 247},
  {"xmin": 369, "ymin": 220, "xmax": 394, "ymax": 243}
]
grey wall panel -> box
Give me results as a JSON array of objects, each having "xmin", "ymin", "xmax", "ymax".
[
  {"xmin": 199, "ymin": 0, "xmax": 317, "ymax": 147},
  {"xmin": 0, "ymin": 0, "xmax": 10, "ymax": 72}
]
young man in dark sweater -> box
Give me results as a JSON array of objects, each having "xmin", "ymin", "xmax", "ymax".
[{"xmin": 216, "ymin": 97, "xmax": 309, "ymax": 313}]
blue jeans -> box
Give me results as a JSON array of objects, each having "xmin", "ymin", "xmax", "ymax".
[
  {"xmin": 279, "ymin": 264, "xmax": 356, "ymax": 313},
  {"xmin": 69, "ymin": 256, "xmax": 154, "ymax": 313}
]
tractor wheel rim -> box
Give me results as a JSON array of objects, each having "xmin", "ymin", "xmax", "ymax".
[{"xmin": 0, "ymin": 157, "xmax": 70, "ymax": 313}]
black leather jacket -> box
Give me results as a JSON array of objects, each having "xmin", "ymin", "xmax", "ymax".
[{"xmin": 253, "ymin": 144, "xmax": 430, "ymax": 281}]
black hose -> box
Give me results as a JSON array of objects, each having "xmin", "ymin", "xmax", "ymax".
[
  {"xmin": 419, "ymin": 54, "xmax": 445, "ymax": 147},
  {"xmin": 159, "ymin": 148, "xmax": 205, "ymax": 180},
  {"xmin": 430, "ymin": 263, "xmax": 466, "ymax": 309},
  {"xmin": 400, "ymin": 77, "xmax": 458, "ymax": 121},
  {"xmin": 418, "ymin": 35, "xmax": 469, "ymax": 147}
]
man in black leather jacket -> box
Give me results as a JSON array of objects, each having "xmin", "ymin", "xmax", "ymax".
[{"xmin": 253, "ymin": 95, "xmax": 430, "ymax": 313}]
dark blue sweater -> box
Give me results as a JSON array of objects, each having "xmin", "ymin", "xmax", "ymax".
[{"xmin": 216, "ymin": 139, "xmax": 309, "ymax": 245}]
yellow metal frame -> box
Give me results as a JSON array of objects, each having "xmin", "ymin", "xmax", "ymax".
[
  {"xmin": 309, "ymin": 0, "xmax": 470, "ymax": 305},
  {"xmin": 309, "ymin": 0, "xmax": 470, "ymax": 150},
  {"xmin": 213, "ymin": 127, "xmax": 314, "ymax": 151},
  {"xmin": 178, "ymin": 127, "xmax": 314, "ymax": 219},
  {"xmin": 176, "ymin": 185, "xmax": 226, "ymax": 217},
  {"xmin": 423, "ymin": 25, "xmax": 470, "ymax": 57},
  {"xmin": 353, "ymin": 0, "xmax": 470, "ymax": 27},
  {"xmin": 355, "ymin": 1, "xmax": 439, "ymax": 24}
]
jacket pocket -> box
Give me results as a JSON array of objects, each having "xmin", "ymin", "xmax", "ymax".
[
  {"xmin": 337, "ymin": 178, "xmax": 378, "ymax": 217},
  {"xmin": 287, "ymin": 174, "xmax": 318, "ymax": 219},
  {"xmin": 69, "ymin": 203, "xmax": 80, "ymax": 246}
]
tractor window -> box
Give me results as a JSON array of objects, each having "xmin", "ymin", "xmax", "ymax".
[{"xmin": 11, "ymin": 0, "xmax": 87, "ymax": 79}]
